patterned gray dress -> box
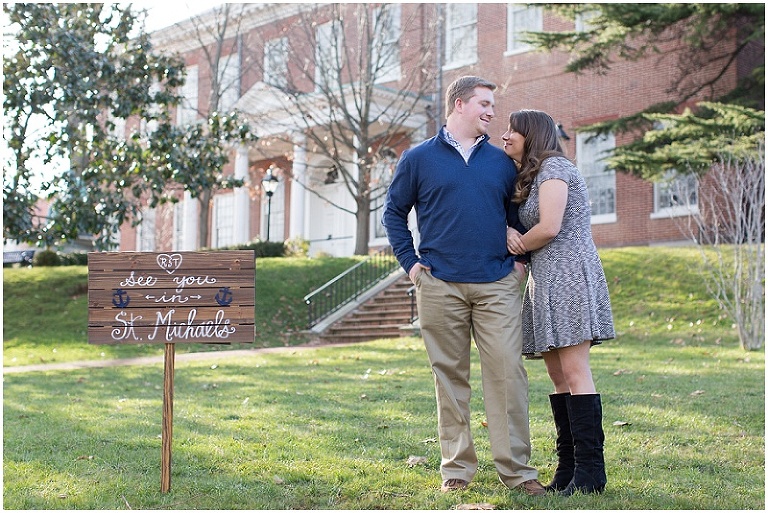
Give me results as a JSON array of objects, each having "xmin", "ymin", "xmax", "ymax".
[{"xmin": 519, "ymin": 156, "xmax": 615, "ymax": 355}]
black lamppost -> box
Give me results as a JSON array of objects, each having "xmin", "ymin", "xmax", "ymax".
[{"xmin": 262, "ymin": 169, "xmax": 279, "ymax": 241}]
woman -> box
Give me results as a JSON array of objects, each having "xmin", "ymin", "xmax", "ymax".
[{"xmin": 502, "ymin": 109, "xmax": 615, "ymax": 496}]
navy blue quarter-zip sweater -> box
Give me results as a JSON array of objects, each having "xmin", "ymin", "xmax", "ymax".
[{"xmin": 382, "ymin": 128, "xmax": 522, "ymax": 283}]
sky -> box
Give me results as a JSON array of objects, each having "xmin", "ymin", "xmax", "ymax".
[{"xmin": 125, "ymin": 1, "xmax": 224, "ymax": 32}]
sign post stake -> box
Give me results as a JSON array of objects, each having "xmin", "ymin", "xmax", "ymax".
[
  {"xmin": 87, "ymin": 251, "xmax": 255, "ymax": 493},
  {"xmin": 161, "ymin": 342, "xmax": 175, "ymax": 493}
]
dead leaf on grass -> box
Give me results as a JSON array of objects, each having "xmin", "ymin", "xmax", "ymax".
[
  {"xmin": 690, "ymin": 390, "xmax": 705, "ymax": 396},
  {"xmin": 406, "ymin": 455, "xmax": 427, "ymax": 467},
  {"xmin": 456, "ymin": 503, "xmax": 495, "ymax": 510}
]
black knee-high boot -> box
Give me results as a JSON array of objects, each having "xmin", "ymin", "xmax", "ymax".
[
  {"xmin": 545, "ymin": 393, "xmax": 574, "ymax": 492},
  {"xmin": 560, "ymin": 393, "xmax": 606, "ymax": 496}
]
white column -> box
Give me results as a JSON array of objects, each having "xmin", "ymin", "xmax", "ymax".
[
  {"xmin": 183, "ymin": 190, "xmax": 198, "ymax": 250},
  {"xmin": 233, "ymin": 144, "xmax": 250, "ymax": 245},
  {"xmin": 289, "ymin": 136, "xmax": 307, "ymax": 240}
]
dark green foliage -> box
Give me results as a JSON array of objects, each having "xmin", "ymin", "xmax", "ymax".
[
  {"xmin": 33, "ymin": 249, "xmax": 61, "ymax": 267},
  {"xmin": 3, "ymin": 4, "xmax": 256, "ymax": 251},
  {"xmin": 4, "ymin": 3, "xmax": 186, "ymax": 249},
  {"xmin": 527, "ymin": 3, "xmax": 765, "ymax": 179},
  {"xmin": 230, "ymin": 240, "xmax": 286, "ymax": 258},
  {"xmin": 602, "ymin": 103, "xmax": 765, "ymax": 178},
  {"xmin": 57, "ymin": 252, "xmax": 89, "ymax": 266}
]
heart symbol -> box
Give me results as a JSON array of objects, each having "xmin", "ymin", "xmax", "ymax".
[{"xmin": 156, "ymin": 253, "xmax": 183, "ymax": 274}]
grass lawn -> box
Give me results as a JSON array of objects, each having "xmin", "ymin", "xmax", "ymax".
[
  {"xmin": 3, "ymin": 247, "xmax": 765, "ymax": 509},
  {"xmin": 3, "ymin": 256, "xmax": 359, "ymax": 366}
]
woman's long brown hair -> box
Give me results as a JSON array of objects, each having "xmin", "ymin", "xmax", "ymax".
[{"xmin": 509, "ymin": 110, "xmax": 569, "ymax": 204}]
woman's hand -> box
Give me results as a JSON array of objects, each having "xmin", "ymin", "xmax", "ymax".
[{"xmin": 507, "ymin": 227, "xmax": 527, "ymax": 255}]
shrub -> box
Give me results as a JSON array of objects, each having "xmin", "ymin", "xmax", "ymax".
[
  {"xmin": 229, "ymin": 239, "xmax": 285, "ymax": 258},
  {"xmin": 33, "ymin": 250, "xmax": 61, "ymax": 267},
  {"xmin": 284, "ymin": 237, "xmax": 309, "ymax": 257},
  {"xmin": 58, "ymin": 252, "xmax": 88, "ymax": 266}
]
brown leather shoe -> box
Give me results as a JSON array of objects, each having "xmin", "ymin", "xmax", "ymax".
[
  {"xmin": 517, "ymin": 479, "xmax": 546, "ymax": 496},
  {"xmin": 441, "ymin": 478, "xmax": 469, "ymax": 492}
]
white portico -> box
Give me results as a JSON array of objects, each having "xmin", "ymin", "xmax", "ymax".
[{"xmin": 230, "ymin": 80, "xmax": 432, "ymax": 256}]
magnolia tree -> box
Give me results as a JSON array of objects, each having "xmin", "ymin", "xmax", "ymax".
[{"xmin": 3, "ymin": 3, "xmax": 185, "ymax": 249}]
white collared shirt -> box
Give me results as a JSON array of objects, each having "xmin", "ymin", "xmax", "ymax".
[{"xmin": 442, "ymin": 127, "xmax": 485, "ymax": 164}]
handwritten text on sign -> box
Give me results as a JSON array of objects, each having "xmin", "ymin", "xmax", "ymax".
[{"xmin": 88, "ymin": 251, "xmax": 255, "ymax": 345}]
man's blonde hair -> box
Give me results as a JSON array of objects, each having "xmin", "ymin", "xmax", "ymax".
[{"xmin": 445, "ymin": 76, "xmax": 497, "ymax": 118}]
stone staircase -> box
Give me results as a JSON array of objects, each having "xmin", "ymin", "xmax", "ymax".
[{"xmin": 318, "ymin": 274, "xmax": 418, "ymax": 343}]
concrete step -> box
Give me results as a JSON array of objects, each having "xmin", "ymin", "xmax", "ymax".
[{"xmin": 318, "ymin": 275, "xmax": 416, "ymax": 343}]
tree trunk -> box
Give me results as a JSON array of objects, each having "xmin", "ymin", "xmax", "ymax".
[
  {"xmin": 354, "ymin": 196, "xmax": 371, "ymax": 255},
  {"xmin": 198, "ymin": 189, "xmax": 212, "ymax": 249}
]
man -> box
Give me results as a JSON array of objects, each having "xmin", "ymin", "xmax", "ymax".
[{"xmin": 382, "ymin": 76, "xmax": 544, "ymax": 496}]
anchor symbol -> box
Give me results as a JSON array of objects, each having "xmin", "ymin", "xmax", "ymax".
[
  {"xmin": 112, "ymin": 288, "xmax": 131, "ymax": 308},
  {"xmin": 215, "ymin": 286, "xmax": 234, "ymax": 306}
]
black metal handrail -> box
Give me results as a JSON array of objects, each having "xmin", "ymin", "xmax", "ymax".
[
  {"xmin": 407, "ymin": 285, "xmax": 417, "ymax": 323},
  {"xmin": 304, "ymin": 246, "xmax": 401, "ymax": 328}
]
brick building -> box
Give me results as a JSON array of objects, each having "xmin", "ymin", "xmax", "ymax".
[{"xmin": 117, "ymin": 3, "xmax": 761, "ymax": 255}]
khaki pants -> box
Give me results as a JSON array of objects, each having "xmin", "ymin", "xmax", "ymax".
[{"xmin": 415, "ymin": 269, "xmax": 537, "ymax": 488}]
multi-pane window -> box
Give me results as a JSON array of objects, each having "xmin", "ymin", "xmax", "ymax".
[
  {"xmin": 372, "ymin": 4, "xmax": 401, "ymax": 83},
  {"xmin": 575, "ymin": 9, "xmax": 599, "ymax": 32},
  {"xmin": 653, "ymin": 171, "xmax": 699, "ymax": 217},
  {"xmin": 506, "ymin": 5, "xmax": 542, "ymax": 54},
  {"xmin": 217, "ymin": 54, "xmax": 240, "ymax": 113},
  {"xmin": 109, "ymin": 114, "xmax": 126, "ymax": 139},
  {"xmin": 315, "ymin": 21, "xmax": 343, "ymax": 90},
  {"xmin": 371, "ymin": 150, "xmax": 397, "ymax": 239},
  {"xmin": 577, "ymin": 131, "xmax": 617, "ymax": 222},
  {"xmin": 177, "ymin": 65, "xmax": 199, "ymax": 125},
  {"xmin": 173, "ymin": 201, "xmax": 185, "ymax": 251},
  {"xmin": 213, "ymin": 193, "xmax": 235, "ymax": 248},
  {"xmin": 141, "ymin": 81, "xmax": 161, "ymax": 136},
  {"xmin": 445, "ymin": 4, "xmax": 477, "ymax": 67},
  {"xmin": 136, "ymin": 208, "xmax": 156, "ymax": 251},
  {"xmin": 264, "ymin": 37, "xmax": 289, "ymax": 88}
]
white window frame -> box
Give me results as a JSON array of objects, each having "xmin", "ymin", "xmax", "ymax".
[
  {"xmin": 213, "ymin": 193, "xmax": 235, "ymax": 248},
  {"xmin": 177, "ymin": 65, "xmax": 199, "ymax": 125},
  {"xmin": 136, "ymin": 207, "xmax": 156, "ymax": 251},
  {"xmin": 444, "ymin": 4, "xmax": 477, "ymax": 69},
  {"xmin": 651, "ymin": 171, "xmax": 700, "ymax": 219},
  {"xmin": 505, "ymin": 5, "xmax": 543, "ymax": 55},
  {"xmin": 217, "ymin": 54, "xmax": 240, "ymax": 113},
  {"xmin": 577, "ymin": 131, "xmax": 617, "ymax": 224},
  {"xmin": 370, "ymin": 151, "xmax": 398, "ymax": 240},
  {"xmin": 109, "ymin": 114, "xmax": 126, "ymax": 140},
  {"xmin": 140, "ymin": 81, "xmax": 161, "ymax": 137},
  {"xmin": 372, "ymin": 4, "xmax": 401, "ymax": 83},
  {"xmin": 264, "ymin": 37, "xmax": 289, "ymax": 89},
  {"xmin": 173, "ymin": 201, "xmax": 185, "ymax": 251},
  {"xmin": 315, "ymin": 21, "xmax": 344, "ymax": 91},
  {"xmin": 575, "ymin": 9, "xmax": 599, "ymax": 32}
]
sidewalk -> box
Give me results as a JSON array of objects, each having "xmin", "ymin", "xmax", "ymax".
[{"xmin": 3, "ymin": 340, "xmax": 353, "ymax": 374}]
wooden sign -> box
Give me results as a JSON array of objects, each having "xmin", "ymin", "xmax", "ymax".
[
  {"xmin": 88, "ymin": 251, "xmax": 255, "ymax": 345},
  {"xmin": 87, "ymin": 250, "xmax": 255, "ymax": 493}
]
